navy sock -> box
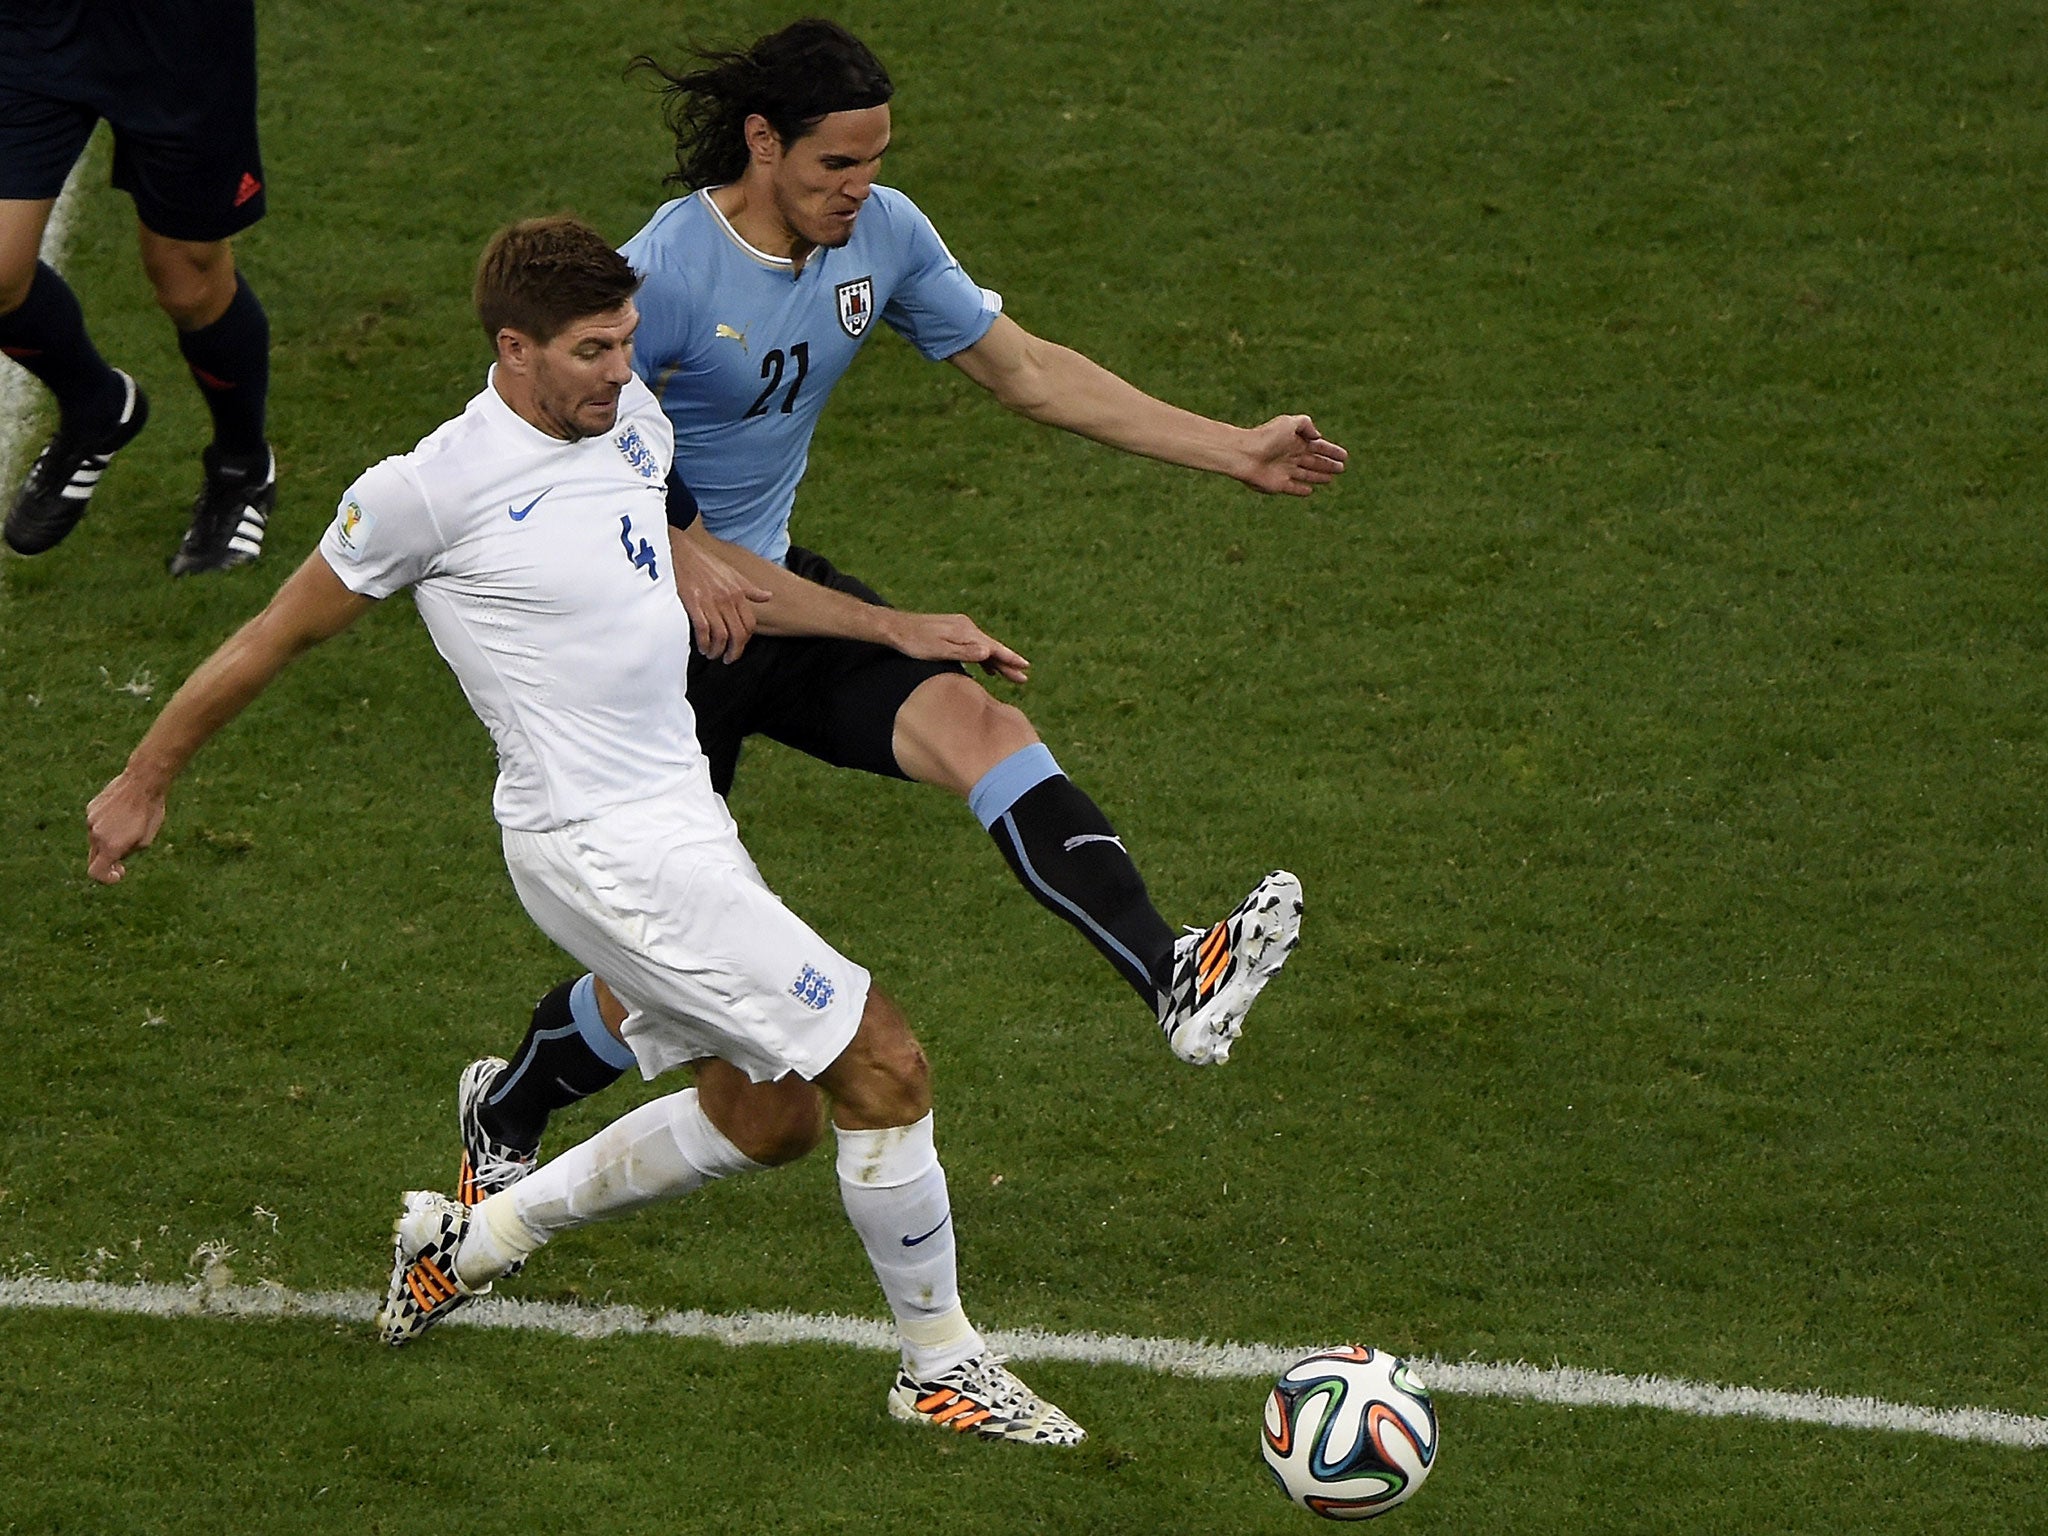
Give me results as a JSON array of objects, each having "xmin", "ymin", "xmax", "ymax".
[
  {"xmin": 478, "ymin": 974, "xmax": 636, "ymax": 1152},
  {"xmin": 971, "ymin": 745, "xmax": 1177, "ymax": 1005},
  {"xmin": 176, "ymin": 272, "xmax": 269, "ymax": 457},
  {"xmin": 0, "ymin": 262, "xmax": 124, "ymax": 424}
]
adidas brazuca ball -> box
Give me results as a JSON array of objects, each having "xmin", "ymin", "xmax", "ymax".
[{"xmin": 1260, "ymin": 1346, "xmax": 1438, "ymax": 1520}]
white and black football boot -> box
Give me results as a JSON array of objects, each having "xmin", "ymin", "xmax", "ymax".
[
  {"xmin": 887, "ymin": 1353, "xmax": 1086, "ymax": 1445},
  {"xmin": 1157, "ymin": 870, "xmax": 1303, "ymax": 1065},
  {"xmin": 375, "ymin": 1189, "xmax": 488, "ymax": 1347}
]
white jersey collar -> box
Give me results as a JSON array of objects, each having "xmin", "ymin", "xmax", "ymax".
[{"xmin": 699, "ymin": 188, "xmax": 800, "ymax": 274}]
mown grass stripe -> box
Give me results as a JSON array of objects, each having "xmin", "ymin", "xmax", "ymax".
[{"xmin": 3, "ymin": 1275, "xmax": 2041, "ymax": 1450}]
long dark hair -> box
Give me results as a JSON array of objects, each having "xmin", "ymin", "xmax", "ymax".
[{"xmin": 632, "ymin": 19, "xmax": 894, "ymax": 192}]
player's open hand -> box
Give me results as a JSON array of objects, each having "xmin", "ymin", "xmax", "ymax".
[
  {"xmin": 1240, "ymin": 415, "xmax": 1348, "ymax": 497},
  {"xmin": 885, "ymin": 612, "xmax": 1031, "ymax": 685},
  {"xmin": 87, "ymin": 772, "xmax": 167, "ymax": 885},
  {"xmin": 673, "ymin": 534, "xmax": 772, "ymax": 663}
]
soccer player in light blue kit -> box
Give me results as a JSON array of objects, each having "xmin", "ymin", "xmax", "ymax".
[{"xmin": 457, "ymin": 20, "xmax": 1338, "ymax": 1211}]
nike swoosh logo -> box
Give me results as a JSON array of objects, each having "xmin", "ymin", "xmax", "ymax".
[
  {"xmin": 508, "ymin": 488, "xmax": 553, "ymax": 522},
  {"xmin": 901, "ymin": 1213, "xmax": 953, "ymax": 1248},
  {"xmin": 1063, "ymin": 833, "xmax": 1127, "ymax": 853}
]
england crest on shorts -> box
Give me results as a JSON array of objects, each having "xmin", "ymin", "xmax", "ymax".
[
  {"xmin": 790, "ymin": 964, "xmax": 837, "ymax": 1011},
  {"xmin": 835, "ymin": 276, "xmax": 875, "ymax": 339}
]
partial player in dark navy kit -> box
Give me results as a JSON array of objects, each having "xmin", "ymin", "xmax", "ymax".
[
  {"xmin": 0, "ymin": 0, "xmax": 276, "ymax": 573},
  {"xmin": 456, "ymin": 20, "xmax": 1334, "ymax": 1201}
]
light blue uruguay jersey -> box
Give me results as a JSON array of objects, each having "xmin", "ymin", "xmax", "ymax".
[{"xmin": 621, "ymin": 185, "xmax": 1003, "ymax": 561}]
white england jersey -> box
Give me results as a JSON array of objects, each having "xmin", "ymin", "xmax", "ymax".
[{"xmin": 317, "ymin": 371, "xmax": 728, "ymax": 837}]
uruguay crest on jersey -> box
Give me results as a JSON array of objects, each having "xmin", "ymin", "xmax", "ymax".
[{"xmin": 835, "ymin": 276, "xmax": 874, "ymax": 338}]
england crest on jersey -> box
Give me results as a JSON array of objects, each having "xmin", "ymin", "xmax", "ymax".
[
  {"xmin": 835, "ymin": 276, "xmax": 875, "ymax": 338},
  {"xmin": 614, "ymin": 423, "xmax": 660, "ymax": 479}
]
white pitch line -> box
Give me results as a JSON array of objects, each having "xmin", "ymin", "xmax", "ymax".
[{"xmin": 3, "ymin": 1274, "xmax": 2043, "ymax": 1450}]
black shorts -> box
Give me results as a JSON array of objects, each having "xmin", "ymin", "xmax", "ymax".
[
  {"xmin": 0, "ymin": 2, "xmax": 264, "ymax": 241},
  {"xmin": 688, "ymin": 546, "xmax": 966, "ymax": 796}
]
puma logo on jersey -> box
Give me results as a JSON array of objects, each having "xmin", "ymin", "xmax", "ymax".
[{"xmin": 715, "ymin": 323, "xmax": 748, "ymax": 352}]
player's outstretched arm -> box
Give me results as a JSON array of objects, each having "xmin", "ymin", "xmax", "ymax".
[
  {"xmin": 675, "ymin": 523, "xmax": 1029, "ymax": 684},
  {"xmin": 668, "ymin": 521, "xmax": 772, "ymax": 663},
  {"xmin": 87, "ymin": 554, "xmax": 375, "ymax": 885},
  {"xmin": 947, "ymin": 314, "xmax": 1348, "ymax": 497}
]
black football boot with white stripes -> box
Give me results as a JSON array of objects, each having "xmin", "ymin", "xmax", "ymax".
[
  {"xmin": 4, "ymin": 370, "xmax": 150, "ymax": 556},
  {"xmin": 168, "ymin": 442, "xmax": 275, "ymax": 575}
]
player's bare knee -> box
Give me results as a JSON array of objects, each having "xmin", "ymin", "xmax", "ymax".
[
  {"xmin": 899, "ymin": 674, "xmax": 1041, "ymax": 794},
  {"xmin": 0, "ymin": 202, "xmax": 53, "ymax": 312},
  {"xmin": 859, "ymin": 988, "xmax": 929, "ymax": 1089},
  {"xmin": 734, "ymin": 1089, "xmax": 826, "ymax": 1165},
  {"xmin": 868, "ymin": 1049, "xmax": 932, "ymax": 1126},
  {"xmin": 821, "ymin": 987, "xmax": 933, "ymax": 1125},
  {"xmin": 876, "ymin": 1031, "xmax": 931, "ymax": 1102},
  {"xmin": 974, "ymin": 693, "xmax": 1039, "ymax": 758},
  {"xmin": 139, "ymin": 238, "xmax": 236, "ymax": 330},
  {"xmin": 0, "ymin": 267, "xmax": 34, "ymax": 316},
  {"xmin": 748, "ymin": 1083, "xmax": 827, "ymax": 1165},
  {"xmin": 695, "ymin": 1060, "xmax": 824, "ymax": 1166},
  {"xmin": 152, "ymin": 281, "xmax": 232, "ymax": 331}
]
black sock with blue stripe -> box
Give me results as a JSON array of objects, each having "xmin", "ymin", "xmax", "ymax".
[
  {"xmin": 971, "ymin": 744, "xmax": 1176, "ymax": 1006},
  {"xmin": 479, "ymin": 974, "xmax": 636, "ymax": 1152}
]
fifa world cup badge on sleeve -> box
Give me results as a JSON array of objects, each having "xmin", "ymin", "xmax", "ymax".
[{"xmin": 332, "ymin": 498, "xmax": 374, "ymax": 561}]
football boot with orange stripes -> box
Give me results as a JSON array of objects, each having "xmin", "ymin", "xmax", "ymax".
[
  {"xmin": 457, "ymin": 1056, "xmax": 537, "ymax": 1206},
  {"xmin": 375, "ymin": 1189, "xmax": 489, "ymax": 1346},
  {"xmin": 886, "ymin": 1353, "xmax": 1085, "ymax": 1445},
  {"xmin": 1157, "ymin": 869, "xmax": 1304, "ymax": 1065}
]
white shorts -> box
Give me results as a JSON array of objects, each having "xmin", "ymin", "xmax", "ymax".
[{"xmin": 502, "ymin": 799, "xmax": 870, "ymax": 1084}]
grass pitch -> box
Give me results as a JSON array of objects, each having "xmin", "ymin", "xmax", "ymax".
[{"xmin": 4, "ymin": 1, "xmax": 2047, "ymax": 1530}]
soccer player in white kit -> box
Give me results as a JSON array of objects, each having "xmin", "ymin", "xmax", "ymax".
[{"xmin": 85, "ymin": 216, "xmax": 1082, "ymax": 1444}]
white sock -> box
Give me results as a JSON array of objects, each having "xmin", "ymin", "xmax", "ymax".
[
  {"xmin": 835, "ymin": 1113, "xmax": 984, "ymax": 1379},
  {"xmin": 453, "ymin": 1190, "xmax": 542, "ymax": 1288},
  {"xmin": 455, "ymin": 1087, "xmax": 762, "ymax": 1288}
]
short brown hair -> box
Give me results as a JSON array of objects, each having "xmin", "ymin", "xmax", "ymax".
[{"xmin": 473, "ymin": 216, "xmax": 641, "ymax": 345}]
